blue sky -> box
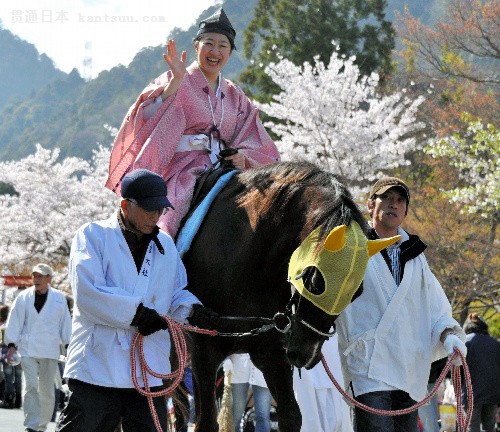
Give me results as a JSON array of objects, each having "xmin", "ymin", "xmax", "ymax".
[{"xmin": 0, "ymin": 0, "xmax": 218, "ymax": 78}]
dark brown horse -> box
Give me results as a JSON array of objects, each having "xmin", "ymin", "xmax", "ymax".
[{"xmin": 181, "ymin": 161, "xmax": 390, "ymax": 432}]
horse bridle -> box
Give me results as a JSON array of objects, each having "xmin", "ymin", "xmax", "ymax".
[
  {"xmin": 214, "ymin": 287, "xmax": 336, "ymax": 339},
  {"xmin": 275, "ymin": 290, "xmax": 336, "ymax": 338}
]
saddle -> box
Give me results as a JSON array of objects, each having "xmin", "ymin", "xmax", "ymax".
[{"xmin": 175, "ymin": 149, "xmax": 239, "ymax": 255}]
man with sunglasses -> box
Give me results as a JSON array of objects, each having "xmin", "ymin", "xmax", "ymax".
[{"xmin": 57, "ymin": 168, "xmax": 219, "ymax": 432}]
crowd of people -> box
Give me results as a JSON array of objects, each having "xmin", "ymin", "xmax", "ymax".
[{"xmin": 0, "ymin": 6, "xmax": 498, "ymax": 432}]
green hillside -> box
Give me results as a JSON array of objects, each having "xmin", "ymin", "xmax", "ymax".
[
  {"xmin": 0, "ymin": 22, "xmax": 66, "ymax": 109},
  {"xmin": 0, "ymin": 0, "xmax": 257, "ymax": 161},
  {"xmin": 0, "ymin": 0, "xmax": 437, "ymax": 161}
]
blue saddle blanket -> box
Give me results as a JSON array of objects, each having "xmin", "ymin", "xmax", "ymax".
[{"xmin": 176, "ymin": 170, "xmax": 237, "ymax": 257}]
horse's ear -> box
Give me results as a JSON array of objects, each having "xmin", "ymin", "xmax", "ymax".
[
  {"xmin": 323, "ymin": 225, "xmax": 347, "ymax": 252},
  {"xmin": 367, "ymin": 235, "xmax": 401, "ymax": 257}
]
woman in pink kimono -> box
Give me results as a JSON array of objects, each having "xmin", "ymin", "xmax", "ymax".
[{"xmin": 106, "ymin": 8, "xmax": 280, "ymax": 236}]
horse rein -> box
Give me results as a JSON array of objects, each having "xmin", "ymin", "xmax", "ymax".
[
  {"xmin": 130, "ymin": 288, "xmax": 333, "ymax": 431},
  {"xmin": 321, "ymin": 349, "xmax": 473, "ymax": 432},
  {"xmin": 213, "ymin": 289, "xmax": 336, "ymax": 339}
]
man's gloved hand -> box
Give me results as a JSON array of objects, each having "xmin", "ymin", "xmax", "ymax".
[
  {"xmin": 443, "ymin": 334, "xmax": 467, "ymax": 366},
  {"xmin": 131, "ymin": 303, "xmax": 168, "ymax": 336},
  {"xmin": 188, "ymin": 304, "xmax": 220, "ymax": 330}
]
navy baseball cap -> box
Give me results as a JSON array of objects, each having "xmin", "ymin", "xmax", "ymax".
[{"xmin": 121, "ymin": 169, "xmax": 174, "ymax": 211}]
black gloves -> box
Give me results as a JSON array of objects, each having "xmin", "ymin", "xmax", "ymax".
[
  {"xmin": 188, "ymin": 304, "xmax": 221, "ymax": 330},
  {"xmin": 131, "ymin": 303, "xmax": 220, "ymax": 334},
  {"xmin": 131, "ymin": 303, "xmax": 168, "ymax": 336}
]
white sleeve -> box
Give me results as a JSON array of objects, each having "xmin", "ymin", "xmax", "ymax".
[
  {"xmin": 4, "ymin": 296, "xmax": 24, "ymax": 346},
  {"xmin": 169, "ymin": 252, "xmax": 202, "ymax": 323},
  {"xmin": 69, "ymin": 225, "xmax": 142, "ymax": 329}
]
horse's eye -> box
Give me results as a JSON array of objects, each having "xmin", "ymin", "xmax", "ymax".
[{"xmin": 301, "ymin": 266, "xmax": 326, "ymax": 295}]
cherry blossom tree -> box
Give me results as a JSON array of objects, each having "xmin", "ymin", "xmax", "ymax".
[
  {"xmin": 406, "ymin": 114, "xmax": 499, "ymax": 321},
  {"xmin": 258, "ymin": 44, "xmax": 426, "ymax": 197},
  {"xmin": 0, "ymin": 143, "xmax": 116, "ymax": 288},
  {"xmin": 425, "ymin": 114, "xmax": 499, "ymax": 222}
]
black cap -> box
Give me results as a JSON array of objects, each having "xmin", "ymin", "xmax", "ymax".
[
  {"xmin": 369, "ymin": 177, "xmax": 410, "ymax": 204},
  {"xmin": 196, "ymin": 8, "xmax": 236, "ymax": 49},
  {"xmin": 121, "ymin": 169, "xmax": 174, "ymax": 211}
]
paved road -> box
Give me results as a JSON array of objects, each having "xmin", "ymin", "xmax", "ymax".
[
  {"xmin": 0, "ymin": 407, "xmax": 195, "ymax": 431},
  {"xmin": 0, "ymin": 406, "xmax": 57, "ymax": 432}
]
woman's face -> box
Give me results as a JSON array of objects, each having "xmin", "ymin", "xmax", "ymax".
[{"xmin": 195, "ymin": 33, "xmax": 232, "ymax": 79}]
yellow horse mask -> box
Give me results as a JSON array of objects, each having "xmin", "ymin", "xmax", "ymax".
[{"xmin": 288, "ymin": 222, "xmax": 400, "ymax": 315}]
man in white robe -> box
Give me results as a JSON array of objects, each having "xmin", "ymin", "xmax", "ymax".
[
  {"xmin": 56, "ymin": 169, "xmax": 218, "ymax": 432},
  {"xmin": 336, "ymin": 177, "xmax": 467, "ymax": 432},
  {"xmin": 5, "ymin": 263, "xmax": 72, "ymax": 432}
]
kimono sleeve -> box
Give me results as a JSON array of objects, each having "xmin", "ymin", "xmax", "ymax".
[
  {"xmin": 229, "ymin": 85, "xmax": 281, "ymax": 167},
  {"xmin": 105, "ymin": 70, "xmax": 179, "ymax": 194}
]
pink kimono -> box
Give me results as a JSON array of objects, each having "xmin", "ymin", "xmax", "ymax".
[{"xmin": 106, "ymin": 62, "xmax": 280, "ymax": 235}]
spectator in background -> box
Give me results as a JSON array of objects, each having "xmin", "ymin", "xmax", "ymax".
[
  {"xmin": 0, "ymin": 304, "xmax": 8, "ymax": 405},
  {"xmin": 418, "ymin": 358, "xmax": 447, "ymax": 432},
  {"xmin": 1, "ymin": 304, "xmax": 23, "ymax": 409},
  {"xmin": 13, "ymin": 285, "xmax": 29, "ymax": 301},
  {"xmin": 293, "ymin": 333, "xmax": 353, "ymax": 432},
  {"xmin": 51, "ymin": 294, "xmax": 74, "ymax": 418},
  {"xmin": 5, "ymin": 263, "xmax": 72, "ymax": 432},
  {"xmin": 462, "ymin": 313, "xmax": 500, "ymax": 432},
  {"xmin": 224, "ymin": 353, "xmax": 272, "ymax": 432}
]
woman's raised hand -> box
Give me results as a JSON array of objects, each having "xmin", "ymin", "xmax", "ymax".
[{"xmin": 163, "ymin": 39, "xmax": 187, "ymax": 79}]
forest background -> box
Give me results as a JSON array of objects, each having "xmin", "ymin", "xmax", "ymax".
[{"xmin": 0, "ymin": 0, "xmax": 498, "ymax": 335}]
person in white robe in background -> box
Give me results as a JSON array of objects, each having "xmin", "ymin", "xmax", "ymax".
[{"xmin": 293, "ymin": 334, "xmax": 354, "ymax": 432}]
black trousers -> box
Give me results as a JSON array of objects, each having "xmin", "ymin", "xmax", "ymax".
[
  {"xmin": 354, "ymin": 390, "xmax": 419, "ymax": 432},
  {"xmin": 56, "ymin": 379, "xmax": 168, "ymax": 432}
]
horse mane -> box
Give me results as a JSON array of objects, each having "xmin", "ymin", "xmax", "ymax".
[{"xmin": 237, "ymin": 161, "xmax": 368, "ymax": 244}]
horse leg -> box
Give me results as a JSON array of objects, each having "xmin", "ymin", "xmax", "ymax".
[
  {"xmin": 190, "ymin": 337, "xmax": 224, "ymax": 432},
  {"xmin": 252, "ymin": 350, "xmax": 302, "ymax": 432}
]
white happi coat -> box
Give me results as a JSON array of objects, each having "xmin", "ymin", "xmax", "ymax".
[
  {"xmin": 64, "ymin": 214, "xmax": 200, "ymax": 388},
  {"xmin": 5, "ymin": 286, "xmax": 72, "ymax": 360},
  {"xmin": 336, "ymin": 228, "xmax": 465, "ymax": 402}
]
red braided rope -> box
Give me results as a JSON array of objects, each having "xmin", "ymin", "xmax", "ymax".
[
  {"xmin": 130, "ymin": 315, "xmax": 217, "ymax": 432},
  {"xmin": 321, "ymin": 348, "xmax": 473, "ymax": 431}
]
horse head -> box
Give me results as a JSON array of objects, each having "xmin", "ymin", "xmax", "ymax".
[{"xmin": 283, "ymin": 221, "xmax": 399, "ymax": 369}]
